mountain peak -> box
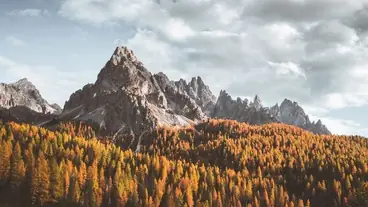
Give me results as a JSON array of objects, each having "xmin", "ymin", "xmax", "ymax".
[
  {"xmin": 63, "ymin": 46, "xmax": 214, "ymax": 136},
  {"xmin": 11, "ymin": 78, "xmax": 36, "ymax": 91},
  {"xmin": 0, "ymin": 78, "xmax": 61, "ymax": 114},
  {"xmin": 190, "ymin": 76, "xmax": 204, "ymax": 85},
  {"xmin": 281, "ymin": 98, "xmax": 293, "ymax": 105},
  {"xmin": 281, "ymin": 98, "xmax": 300, "ymax": 109},
  {"xmin": 213, "ymin": 92, "xmax": 331, "ymax": 135},
  {"xmin": 252, "ymin": 95, "xmax": 262, "ymax": 110},
  {"xmin": 254, "ymin": 95, "xmax": 261, "ymax": 102},
  {"xmin": 219, "ymin": 90, "xmax": 230, "ymax": 98},
  {"xmin": 16, "ymin": 78, "xmax": 30, "ymax": 83},
  {"xmin": 109, "ymin": 46, "xmax": 143, "ymax": 66}
]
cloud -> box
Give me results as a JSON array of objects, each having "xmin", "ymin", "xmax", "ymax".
[
  {"xmin": 58, "ymin": 0, "xmax": 368, "ymax": 135},
  {"xmin": 7, "ymin": 9, "xmax": 49, "ymax": 17},
  {"xmin": 4, "ymin": 36, "xmax": 26, "ymax": 47},
  {"xmin": 57, "ymin": 0, "xmax": 368, "ymax": 105},
  {"xmin": 0, "ymin": 56, "xmax": 82, "ymax": 106},
  {"xmin": 242, "ymin": 0, "xmax": 365, "ymax": 23},
  {"xmin": 268, "ymin": 61, "xmax": 306, "ymax": 78},
  {"xmin": 309, "ymin": 114, "xmax": 366, "ymax": 136}
]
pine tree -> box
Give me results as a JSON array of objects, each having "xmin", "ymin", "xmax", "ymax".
[{"xmin": 10, "ymin": 142, "xmax": 26, "ymax": 193}]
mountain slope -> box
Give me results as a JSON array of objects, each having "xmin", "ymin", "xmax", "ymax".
[
  {"xmin": 0, "ymin": 78, "xmax": 61, "ymax": 114},
  {"xmin": 0, "ymin": 120, "xmax": 366, "ymax": 207},
  {"xmin": 0, "ymin": 47, "xmax": 330, "ymax": 136},
  {"xmin": 61, "ymin": 46, "xmax": 330, "ymax": 136},
  {"xmin": 212, "ymin": 90, "xmax": 330, "ymax": 134},
  {"xmin": 61, "ymin": 46, "xmax": 216, "ymax": 136},
  {"xmin": 0, "ymin": 106, "xmax": 57, "ymax": 125}
]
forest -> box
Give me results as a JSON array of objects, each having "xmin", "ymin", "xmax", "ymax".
[{"xmin": 0, "ymin": 119, "xmax": 368, "ymax": 206}]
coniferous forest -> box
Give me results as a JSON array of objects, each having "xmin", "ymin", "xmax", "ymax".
[{"xmin": 0, "ymin": 119, "xmax": 368, "ymax": 207}]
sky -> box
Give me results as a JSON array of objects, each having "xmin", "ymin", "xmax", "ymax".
[{"xmin": 1, "ymin": 0, "xmax": 368, "ymax": 136}]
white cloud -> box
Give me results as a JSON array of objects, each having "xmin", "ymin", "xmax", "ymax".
[
  {"xmin": 123, "ymin": 29, "xmax": 186, "ymax": 79},
  {"xmin": 5, "ymin": 36, "xmax": 26, "ymax": 47},
  {"xmin": 7, "ymin": 9, "xmax": 49, "ymax": 17},
  {"xmin": 321, "ymin": 93, "xmax": 368, "ymax": 109},
  {"xmin": 56, "ymin": 0, "xmax": 368, "ymax": 135},
  {"xmin": 113, "ymin": 39, "xmax": 123, "ymax": 46},
  {"xmin": 57, "ymin": 0, "xmax": 368, "ymax": 105},
  {"xmin": 268, "ymin": 61, "xmax": 306, "ymax": 78},
  {"xmin": 0, "ymin": 56, "xmax": 81, "ymax": 106},
  {"xmin": 309, "ymin": 114, "xmax": 364, "ymax": 136},
  {"xmin": 161, "ymin": 18, "xmax": 195, "ymax": 41}
]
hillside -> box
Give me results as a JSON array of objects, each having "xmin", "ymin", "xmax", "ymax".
[{"xmin": 0, "ymin": 120, "xmax": 367, "ymax": 207}]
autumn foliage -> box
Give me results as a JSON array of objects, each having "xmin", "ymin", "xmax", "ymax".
[{"xmin": 0, "ymin": 119, "xmax": 367, "ymax": 206}]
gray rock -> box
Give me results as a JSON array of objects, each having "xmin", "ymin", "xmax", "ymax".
[
  {"xmin": 211, "ymin": 91, "xmax": 279, "ymax": 125},
  {"xmin": 0, "ymin": 78, "xmax": 62, "ymax": 114},
  {"xmin": 62, "ymin": 46, "xmax": 216, "ymax": 136},
  {"xmin": 269, "ymin": 99, "xmax": 330, "ymax": 134},
  {"xmin": 1, "ymin": 46, "xmax": 330, "ymax": 136},
  {"xmin": 211, "ymin": 91, "xmax": 331, "ymax": 134}
]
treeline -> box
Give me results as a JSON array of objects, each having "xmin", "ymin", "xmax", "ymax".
[{"xmin": 0, "ymin": 120, "xmax": 367, "ymax": 206}]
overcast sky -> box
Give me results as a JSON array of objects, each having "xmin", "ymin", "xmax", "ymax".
[{"xmin": 1, "ymin": 0, "xmax": 368, "ymax": 136}]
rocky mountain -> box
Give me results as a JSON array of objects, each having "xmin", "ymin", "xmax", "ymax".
[
  {"xmin": 212, "ymin": 91, "xmax": 331, "ymax": 134},
  {"xmin": 0, "ymin": 106, "xmax": 57, "ymax": 126},
  {"xmin": 0, "ymin": 46, "xmax": 330, "ymax": 136},
  {"xmin": 61, "ymin": 46, "xmax": 216, "ymax": 137},
  {"xmin": 212, "ymin": 90, "xmax": 279, "ymax": 125},
  {"xmin": 269, "ymin": 99, "xmax": 330, "ymax": 134},
  {"xmin": 0, "ymin": 78, "xmax": 62, "ymax": 114}
]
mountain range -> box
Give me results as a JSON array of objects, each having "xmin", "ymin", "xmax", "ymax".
[{"xmin": 0, "ymin": 46, "xmax": 330, "ymax": 137}]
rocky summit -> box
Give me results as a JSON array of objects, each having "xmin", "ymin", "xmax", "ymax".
[
  {"xmin": 212, "ymin": 91, "xmax": 331, "ymax": 134},
  {"xmin": 0, "ymin": 78, "xmax": 61, "ymax": 114},
  {"xmin": 61, "ymin": 46, "xmax": 216, "ymax": 137},
  {"xmin": 212, "ymin": 90, "xmax": 279, "ymax": 125},
  {"xmin": 269, "ymin": 99, "xmax": 330, "ymax": 134},
  {"xmin": 0, "ymin": 46, "xmax": 331, "ymax": 136}
]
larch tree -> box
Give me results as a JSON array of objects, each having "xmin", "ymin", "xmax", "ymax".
[{"xmin": 10, "ymin": 142, "xmax": 26, "ymax": 193}]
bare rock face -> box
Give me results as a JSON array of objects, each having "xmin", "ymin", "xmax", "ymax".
[
  {"xmin": 212, "ymin": 91, "xmax": 331, "ymax": 134},
  {"xmin": 0, "ymin": 106, "xmax": 57, "ymax": 125},
  {"xmin": 212, "ymin": 91, "xmax": 278, "ymax": 125},
  {"xmin": 0, "ymin": 46, "xmax": 331, "ymax": 136},
  {"xmin": 270, "ymin": 99, "xmax": 331, "ymax": 134},
  {"xmin": 0, "ymin": 78, "xmax": 61, "ymax": 114},
  {"xmin": 62, "ymin": 46, "xmax": 215, "ymax": 136}
]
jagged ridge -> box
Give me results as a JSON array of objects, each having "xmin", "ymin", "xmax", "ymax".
[
  {"xmin": 0, "ymin": 78, "xmax": 61, "ymax": 114},
  {"xmin": 61, "ymin": 46, "xmax": 217, "ymax": 137},
  {"xmin": 0, "ymin": 46, "xmax": 331, "ymax": 136},
  {"xmin": 212, "ymin": 90, "xmax": 330, "ymax": 134}
]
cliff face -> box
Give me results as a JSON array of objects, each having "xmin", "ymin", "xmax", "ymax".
[
  {"xmin": 0, "ymin": 46, "xmax": 330, "ymax": 136},
  {"xmin": 211, "ymin": 90, "xmax": 279, "ymax": 125},
  {"xmin": 269, "ymin": 99, "xmax": 330, "ymax": 134},
  {"xmin": 211, "ymin": 91, "xmax": 331, "ymax": 134},
  {"xmin": 62, "ymin": 46, "xmax": 216, "ymax": 136},
  {"xmin": 0, "ymin": 78, "xmax": 61, "ymax": 114}
]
